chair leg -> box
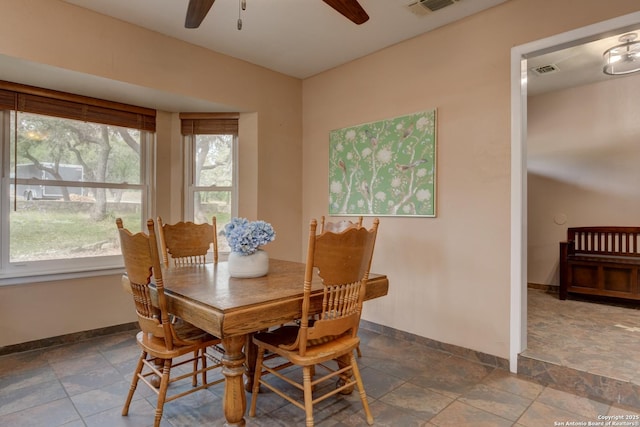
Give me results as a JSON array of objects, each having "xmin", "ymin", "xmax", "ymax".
[
  {"xmin": 249, "ymin": 347, "xmax": 265, "ymax": 417},
  {"xmin": 349, "ymin": 353, "xmax": 373, "ymax": 425},
  {"xmin": 303, "ymin": 365, "xmax": 314, "ymax": 427},
  {"xmin": 200, "ymin": 349, "xmax": 208, "ymax": 386},
  {"xmin": 154, "ymin": 359, "xmax": 172, "ymax": 427},
  {"xmin": 192, "ymin": 349, "xmax": 199, "ymax": 387},
  {"xmin": 122, "ymin": 350, "xmax": 145, "ymax": 416}
]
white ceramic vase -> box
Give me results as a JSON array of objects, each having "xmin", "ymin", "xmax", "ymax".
[{"xmin": 227, "ymin": 249, "xmax": 269, "ymax": 278}]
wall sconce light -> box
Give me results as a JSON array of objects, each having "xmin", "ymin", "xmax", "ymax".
[{"xmin": 603, "ymin": 33, "xmax": 640, "ymax": 76}]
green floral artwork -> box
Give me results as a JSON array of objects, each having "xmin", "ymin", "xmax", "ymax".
[{"xmin": 329, "ymin": 109, "xmax": 436, "ymax": 217}]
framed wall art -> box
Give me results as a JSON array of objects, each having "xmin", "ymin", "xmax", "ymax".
[{"xmin": 328, "ymin": 109, "xmax": 436, "ymax": 217}]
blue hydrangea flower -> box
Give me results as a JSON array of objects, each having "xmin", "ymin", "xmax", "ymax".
[{"xmin": 223, "ymin": 217, "xmax": 276, "ymax": 255}]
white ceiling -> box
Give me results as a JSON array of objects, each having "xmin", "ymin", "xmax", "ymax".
[
  {"xmin": 1, "ymin": 0, "xmax": 638, "ymax": 111},
  {"xmin": 60, "ymin": 0, "xmax": 640, "ymax": 94},
  {"xmin": 63, "ymin": 0, "xmax": 509, "ymax": 79},
  {"xmin": 526, "ymin": 27, "xmax": 640, "ymax": 96}
]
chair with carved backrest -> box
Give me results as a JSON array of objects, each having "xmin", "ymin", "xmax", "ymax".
[
  {"xmin": 157, "ymin": 216, "xmax": 218, "ymax": 268},
  {"xmin": 320, "ymin": 215, "xmax": 365, "ymax": 357},
  {"xmin": 157, "ymin": 216, "xmax": 224, "ymax": 361},
  {"xmin": 158, "ymin": 216, "xmax": 224, "ymax": 360},
  {"xmin": 116, "ymin": 218, "xmax": 224, "ymax": 427},
  {"xmin": 320, "ymin": 215, "xmax": 363, "ymax": 233},
  {"xmin": 249, "ymin": 217, "xmax": 379, "ymax": 426}
]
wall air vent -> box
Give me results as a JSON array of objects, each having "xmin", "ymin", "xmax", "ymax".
[
  {"xmin": 407, "ymin": 0, "xmax": 461, "ymax": 16},
  {"xmin": 531, "ymin": 64, "xmax": 560, "ymax": 76}
]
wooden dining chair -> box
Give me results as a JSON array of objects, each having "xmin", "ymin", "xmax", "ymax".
[
  {"xmin": 157, "ymin": 215, "xmax": 224, "ymax": 361},
  {"xmin": 320, "ymin": 215, "xmax": 363, "ymax": 233},
  {"xmin": 157, "ymin": 216, "xmax": 218, "ymax": 267},
  {"xmin": 320, "ymin": 215, "xmax": 366, "ymax": 356},
  {"xmin": 249, "ymin": 218, "xmax": 379, "ymax": 426},
  {"xmin": 116, "ymin": 218, "xmax": 224, "ymax": 427}
]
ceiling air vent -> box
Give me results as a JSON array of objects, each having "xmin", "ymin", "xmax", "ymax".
[
  {"xmin": 531, "ymin": 64, "xmax": 560, "ymax": 76},
  {"xmin": 407, "ymin": 0, "xmax": 461, "ymax": 16}
]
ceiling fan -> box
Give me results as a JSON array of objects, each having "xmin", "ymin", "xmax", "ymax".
[{"xmin": 184, "ymin": 0, "xmax": 369, "ymax": 29}]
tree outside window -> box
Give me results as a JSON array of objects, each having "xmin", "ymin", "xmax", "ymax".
[
  {"xmin": 3, "ymin": 111, "xmax": 152, "ymax": 275},
  {"xmin": 182, "ymin": 115, "xmax": 237, "ymax": 254}
]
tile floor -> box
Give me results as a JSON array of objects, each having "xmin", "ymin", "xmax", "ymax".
[
  {"xmin": 519, "ymin": 288, "xmax": 640, "ymax": 408},
  {"xmin": 2, "ymin": 292, "xmax": 640, "ymax": 426},
  {"xmin": 524, "ymin": 288, "xmax": 640, "ymax": 384}
]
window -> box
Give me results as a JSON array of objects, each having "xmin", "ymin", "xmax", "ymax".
[
  {"xmin": 181, "ymin": 113, "xmax": 238, "ymax": 253},
  {"xmin": 0, "ymin": 82, "xmax": 155, "ymax": 281}
]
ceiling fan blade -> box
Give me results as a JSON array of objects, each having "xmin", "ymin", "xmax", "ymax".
[
  {"xmin": 322, "ymin": 0, "xmax": 369, "ymax": 25},
  {"xmin": 185, "ymin": 0, "xmax": 216, "ymax": 29}
]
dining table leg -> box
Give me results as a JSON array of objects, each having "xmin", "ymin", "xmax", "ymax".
[
  {"xmin": 336, "ymin": 353, "xmax": 356, "ymax": 394},
  {"xmin": 244, "ymin": 333, "xmax": 257, "ymax": 392},
  {"xmin": 221, "ymin": 335, "xmax": 247, "ymax": 427}
]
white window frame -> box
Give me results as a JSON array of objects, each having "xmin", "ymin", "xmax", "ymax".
[
  {"xmin": 183, "ymin": 133, "xmax": 238, "ymax": 251},
  {"xmin": 0, "ymin": 110, "xmax": 155, "ymax": 284}
]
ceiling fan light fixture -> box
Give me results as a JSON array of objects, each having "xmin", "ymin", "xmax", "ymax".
[{"xmin": 603, "ymin": 33, "xmax": 640, "ymax": 76}]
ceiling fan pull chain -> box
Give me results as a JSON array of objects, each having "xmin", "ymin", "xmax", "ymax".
[{"xmin": 237, "ymin": 0, "xmax": 246, "ymax": 30}]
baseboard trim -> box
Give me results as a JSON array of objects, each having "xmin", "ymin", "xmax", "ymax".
[
  {"xmin": 360, "ymin": 319, "xmax": 509, "ymax": 370},
  {"xmin": 0, "ymin": 322, "xmax": 138, "ymax": 356},
  {"xmin": 528, "ymin": 282, "xmax": 559, "ymax": 292}
]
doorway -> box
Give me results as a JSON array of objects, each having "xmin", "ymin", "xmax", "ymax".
[{"xmin": 510, "ymin": 11, "xmax": 640, "ymax": 372}]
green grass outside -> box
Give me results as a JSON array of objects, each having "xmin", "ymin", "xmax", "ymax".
[
  {"xmin": 10, "ymin": 208, "xmax": 140, "ymax": 261},
  {"xmin": 9, "ymin": 204, "xmax": 231, "ymax": 262}
]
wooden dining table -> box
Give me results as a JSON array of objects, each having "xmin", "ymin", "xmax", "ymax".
[{"xmin": 152, "ymin": 257, "xmax": 389, "ymax": 427}]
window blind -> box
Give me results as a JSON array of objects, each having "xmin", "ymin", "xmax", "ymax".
[
  {"xmin": 0, "ymin": 81, "xmax": 156, "ymax": 132},
  {"xmin": 180, "ymin": 112, "xmax": 239, "ymax": 135}
]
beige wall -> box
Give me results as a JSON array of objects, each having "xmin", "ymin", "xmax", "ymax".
[
  {"xmin": 528, "ymin": 74, "xmax": 640, "ymax": 286},
  {"xmin": 1, "ymin": 0, "xmax": 639, "ymax": 359},
  {"xmin": 0, "ymin": 0, "xmax": 302, "ymax": 347},
  {"xmin": 302, "ymin": 0, "xmax": 639, "ymax": 359}
]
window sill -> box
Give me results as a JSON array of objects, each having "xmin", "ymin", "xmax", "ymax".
[{"xmin": 0, "ymin": 266, "xmax": 125, "ymax": 287}]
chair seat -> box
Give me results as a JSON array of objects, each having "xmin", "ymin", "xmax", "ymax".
[
  {"xmin": 253, "ymin": 326, "xmax": 359, "ymax": 366},
  {"xmin": 137, "ymin": 320, "xmax": 220, "ymax": 359},
  {"xmin": 173, "ymin": 317, "xmax": 216, "ymax": 342}
]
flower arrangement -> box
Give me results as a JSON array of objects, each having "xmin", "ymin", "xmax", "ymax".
[{"xmin": 223, "ymin": 217, "xmax": 276, "ymax": 256}]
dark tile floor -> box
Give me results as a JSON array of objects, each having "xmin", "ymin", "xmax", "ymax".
[
  {"xmin": 524, "ymin": 288, "xmax": 640, "ymax": 383},
  {"xmin": 520, "ymin": 288, "xmax": 640, "ymax": 409},
  {"xmin": 2, "ymin": 292, "xmax": 639, "ymax": 426}
]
